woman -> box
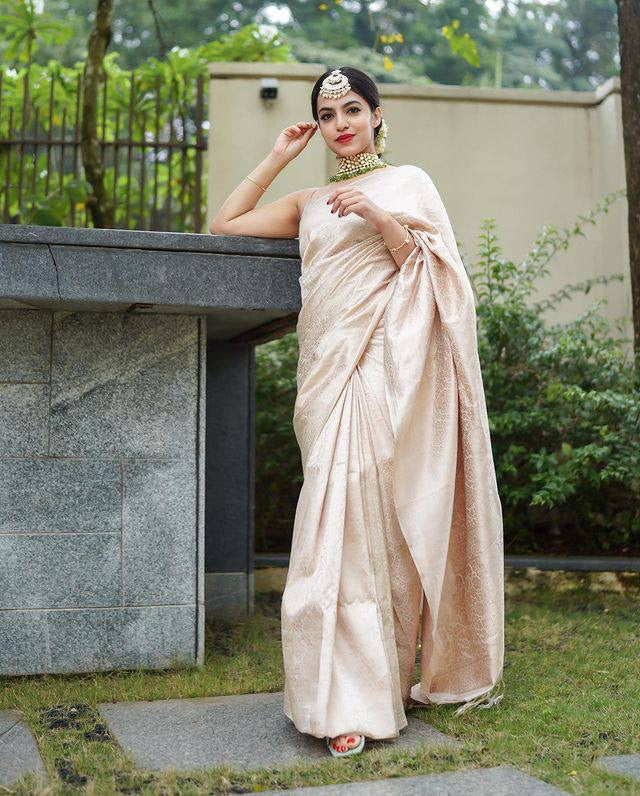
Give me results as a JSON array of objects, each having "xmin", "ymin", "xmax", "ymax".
[{"xmin": 209, "ymin": 66, "xmax": 505, "ymax": 758}]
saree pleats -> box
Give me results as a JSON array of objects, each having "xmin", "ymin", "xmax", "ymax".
[
  {"xmin": 282, "ymin": 164, "xmax": 504, "ymax": 740},
  {"xmin": 282, "ymin": 317, "xmax": 423, "ymax": 739}
]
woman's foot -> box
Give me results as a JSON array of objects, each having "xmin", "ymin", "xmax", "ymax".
[{"xmin": 328, "ymin": 733, "xmax": 363, "ymax": 753}]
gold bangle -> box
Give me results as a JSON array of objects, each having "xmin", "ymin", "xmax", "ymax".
[
  {"xmin": 246, "ymin": 175, "xmax": 267, "ymax": 193},
  {"xmin": 386, "ymin": 223, "xmax": 410, "ymax": 253}
]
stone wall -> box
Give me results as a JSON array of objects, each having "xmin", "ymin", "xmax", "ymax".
[{"xmin": 0, "ymin": 308, "xmax": 206, "ymax": 675}]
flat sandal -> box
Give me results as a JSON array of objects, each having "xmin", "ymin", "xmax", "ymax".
[{"xmin": 326, "ymin": 733, "xmax": 366, "ymax": 757}]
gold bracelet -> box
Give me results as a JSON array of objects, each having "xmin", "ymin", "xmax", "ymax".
[
  {"xmin": 386, "ymin": 223, "xmax": 410, "ymax": 253},
  {"xmin": 245, "ymin": 175, "xmax": 267, "ymax": 193}
]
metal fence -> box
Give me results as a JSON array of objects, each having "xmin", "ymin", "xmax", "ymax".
[{"xmin": 0, "ymin": 68, "xmax": 207, "ymax": 232}]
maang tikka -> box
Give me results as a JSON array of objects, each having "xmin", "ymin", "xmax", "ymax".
[{"xmin": 319, "ymin": 69, "xmax": 389, "ymax": 182}]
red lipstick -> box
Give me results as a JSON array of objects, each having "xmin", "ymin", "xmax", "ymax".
[{"xmin": 336, "ymin": 134, "xmax": 355, "ymax": 143}]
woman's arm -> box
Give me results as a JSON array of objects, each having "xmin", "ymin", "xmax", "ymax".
[
  {"xmin": 377, "ymin": 212, "xmax": 418, "ymax": 268},
  {"xmin": 209, "ymin": 121, "xmax": 317, "ymax": 239},
  {"xmin": 209, "ymin": 151, "xmax": 296, "ymax": 238}
]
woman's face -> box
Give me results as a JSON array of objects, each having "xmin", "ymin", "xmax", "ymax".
[{"xmin": 316, "ymin": 90, "xmax": 381, "ymax": 157}]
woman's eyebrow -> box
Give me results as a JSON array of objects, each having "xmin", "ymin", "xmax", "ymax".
[{"xmin": 318, "ymin": 100, "xmax": 362, "ymax": 113}]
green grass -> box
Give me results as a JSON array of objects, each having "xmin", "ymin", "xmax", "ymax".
[{"xmin": 2, "ymin": 568, "xmax": 639, "ymax": 794}]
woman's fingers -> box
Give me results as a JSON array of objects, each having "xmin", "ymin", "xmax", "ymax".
[
  {"xmin": 287, "ymin": 122, "xmax": 317, "ymax": 133},
  {"xmin": 282, "ymin": 121, "xmax": 317, "ymax": 146}
]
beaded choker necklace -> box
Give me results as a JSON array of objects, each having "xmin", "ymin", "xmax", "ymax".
[{"xmin": 328, "ymin": 150, "xmax": 389, "ymax": 183}]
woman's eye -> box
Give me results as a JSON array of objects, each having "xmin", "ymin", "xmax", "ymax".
[{"xmin": 320, "ymin": 108, "xmax": 360, "ymax": 121}]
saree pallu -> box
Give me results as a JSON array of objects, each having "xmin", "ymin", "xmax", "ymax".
[{"xmin": 281, "ymin": 164, "xmax": 504, "ymax": 740}]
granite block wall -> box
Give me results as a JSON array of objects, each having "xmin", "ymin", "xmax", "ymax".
[{"xmin": 0, "ymin": 308, "xmax": 206, "ymax": 675}]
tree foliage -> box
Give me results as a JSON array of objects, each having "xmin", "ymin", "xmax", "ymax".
[
  {"xmin": 0, "ymin": 23, "xmax": 292, "ymax": 226},
  {"xmin": 0, "ymin": 0, "xmax": 619, "ymax": 88}
]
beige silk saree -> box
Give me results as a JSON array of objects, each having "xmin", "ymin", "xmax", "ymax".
[{"xmin": 281, "ymin": 164, "xmax": 504, "ymax": 740}]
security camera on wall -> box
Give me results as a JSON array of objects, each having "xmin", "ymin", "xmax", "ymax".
[{"xmin": 260, "ymin": 77, "xmax": 278, "ymax": 100}]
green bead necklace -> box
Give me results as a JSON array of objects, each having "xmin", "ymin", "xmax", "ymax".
[{"xmin": 328, "ymin": 151, "xmax": 390, "ymax": 183}]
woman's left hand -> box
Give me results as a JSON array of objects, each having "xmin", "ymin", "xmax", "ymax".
[{"xmin": 324, "ymin": 185, "xmax": 388, "ymax": 230}]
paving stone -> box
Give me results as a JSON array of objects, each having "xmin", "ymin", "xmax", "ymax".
[
  {"xmin": 596, "ymin": 753, "xmax": 640, "ymax": 781},
  {"xmin": 98, "ymin": 690, "xmax": 460, "ymax": 773},
  {"xmin": 0, "ymin": 709, "xmax": 47, "ymax": 788},
  {"xmin": 259, "ymin": 765, "xmax": 568, "ymax": 794}
]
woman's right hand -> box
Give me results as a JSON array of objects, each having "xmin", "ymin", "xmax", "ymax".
[{"xmin": 272, "ymin": 121, "xmax": 318, "ymax": 163}]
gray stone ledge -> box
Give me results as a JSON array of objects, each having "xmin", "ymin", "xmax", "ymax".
[
  {"xmin": 0, "ymin": 241, "xmax": 59, "ymax": 304},
  {"xmin": 53, "ymin": 245, "xmax": 300, "ymax": 309},
  {"xmin": 0, "ymin": 223, "xmax": 301, "ymax": 256},
  {"xmin": 0, "ymin": 226, "xmax": 302, "ymax": 339}
]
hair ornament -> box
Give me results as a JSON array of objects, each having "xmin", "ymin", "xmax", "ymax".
[{"xmin": 319, "ymin": 69, "xmax": 351, "ymax": 99}]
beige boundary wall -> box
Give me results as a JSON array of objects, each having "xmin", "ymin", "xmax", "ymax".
[{"xmin": 207, "ymin": 62, "xmax": 630, "ymax": 342}]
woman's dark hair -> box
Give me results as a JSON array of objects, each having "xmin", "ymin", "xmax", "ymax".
[{"xmin": 311, "ymin": 66, "xmax": 382, "ymax": 158}]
